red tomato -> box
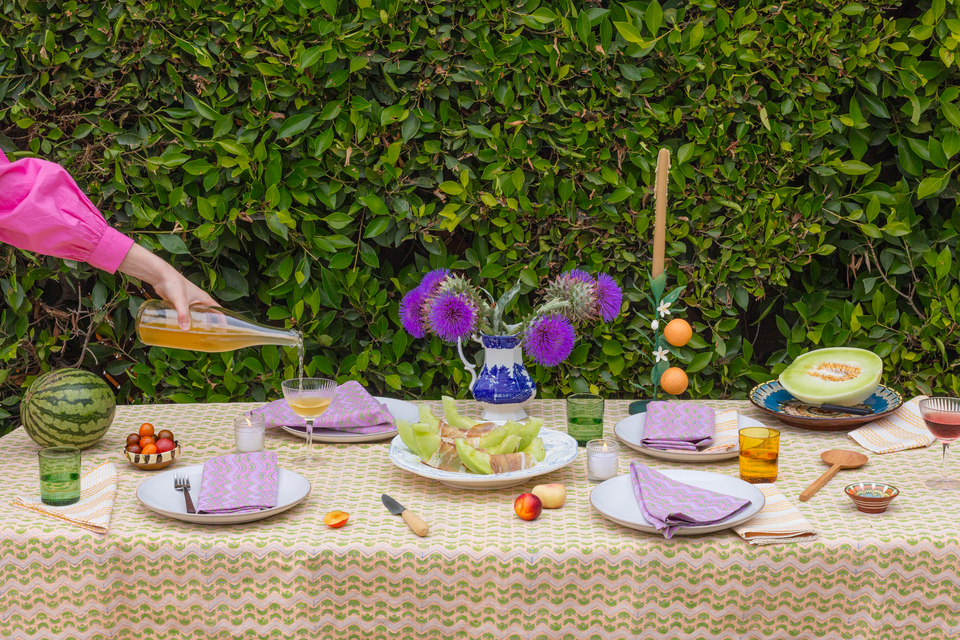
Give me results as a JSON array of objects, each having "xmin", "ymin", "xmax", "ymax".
[
  {"xmin": 126, "ymin": 445, "xmax": 142, "ymax": 454},
  {"xmin": 138, "ymin": 423, "xmax": 155, "ymax": 438},
  {"xmin": 157, "ymin": 429, "xmax": 174, "ymax": 441},
  {"xmin": 155, "ymin": 438, "xmax": 176, "ymax": 453}
]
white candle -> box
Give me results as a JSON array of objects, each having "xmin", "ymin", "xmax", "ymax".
[
  {"xmin": 234, "ymin": 415, "xmax": 266, "ymax": 453},
  {"xmin": 587, "ymin": 439, "xmax": 619, "ymax": 481}
]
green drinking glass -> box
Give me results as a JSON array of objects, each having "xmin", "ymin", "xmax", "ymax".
[
  {"xmin": 39, "ymin": 447, "xmax": 81, "ymax": 506},
  {"xmin": 566, "ymin": 394, "xmax": 605, "ymax": 446}
]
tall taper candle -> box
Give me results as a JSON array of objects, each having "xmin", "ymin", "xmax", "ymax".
[{"xmin": 652, "ymin": 148, "xmax": 670, "ymax": 278}]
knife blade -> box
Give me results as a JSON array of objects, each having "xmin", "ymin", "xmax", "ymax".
[
  {"xmin": 381, "ymin": 494, "xmax": 429, "ymax": 537},
  {"xmin": 780, "ymin": 401, "xmax": 874, "ymax": 416}
]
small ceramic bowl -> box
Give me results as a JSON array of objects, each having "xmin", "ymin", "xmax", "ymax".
[
  {"xmin": 124, "ymin": 442, "xmax": 181, "ymax": 471},
  {"xmin": 845, "ymin": 482, "xmax": 899, "ymax": 514}
]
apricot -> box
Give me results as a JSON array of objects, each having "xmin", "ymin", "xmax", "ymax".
[
  {"xmin": 514, "ymin": 493, "xmax": 542, "ymax": 521},
  {"xmin": 531, "ymin": 484, "xmax": 567, "ymax": 509}
]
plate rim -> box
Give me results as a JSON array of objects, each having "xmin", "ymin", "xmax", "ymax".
[
  {"xmin": 748, "ymin": 381, "xmax": 903, "ymax": 429},
  {"xmin": 387, "ymin": 426, "xmax": 578, "ymax": 486},
  {"xmin": 589, "ymin": 469, "xmax": 766, "ymax": 536},
  {"xmin": 135, "ymin": 463, "xmax": 312, "ymax": 524},
  {"xmin": 613, "ymin": 412, "xmax": 754, "ymax": 462},
  {"xmin": 280, "ymin": 396, "xmax": 413, "ymax": 442}
]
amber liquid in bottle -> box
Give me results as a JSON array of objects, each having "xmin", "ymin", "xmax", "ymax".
[{"xmin": 136, "ymin": 300, "xmax": 302, "ymax": 353}]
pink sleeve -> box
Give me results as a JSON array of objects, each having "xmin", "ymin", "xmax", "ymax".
[{"xmin": 0, "ymin": 149, "xmax": 135, "ymax": 273}]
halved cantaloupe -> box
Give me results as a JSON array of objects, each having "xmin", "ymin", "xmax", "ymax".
[{"xmin": 779, "ymin": 347, "xmax": 882, "ymax": 406}]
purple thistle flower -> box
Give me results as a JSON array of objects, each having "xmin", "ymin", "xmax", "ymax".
[
  {"xmin": 595, "ymin": 272, "xmax": 623, "ymax": 322},
  {"xmin": 560, "ymin": 268, "xmax": 595, "ymax": 284},
  {"xmin": 399, "ymin": 286, "xmax": 429, "ymax": 338},
  {"xmin": 524, "ymin": 314, "xmax": 576, "ymax": 367},
  {"xmin": 419, "ymin": 268, "xmax": 450, "ymax": 294},
  {"xmin": 426, "ymin": 291, "xmax": 477, "ymax": 343}
]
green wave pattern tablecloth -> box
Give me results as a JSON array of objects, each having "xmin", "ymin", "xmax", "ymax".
[{"xmin": 1, "ymin": 400, "xmax": 957, "ymax": 639}]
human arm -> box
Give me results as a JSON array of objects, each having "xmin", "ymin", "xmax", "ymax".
[{"xmin": 0, "ymin": 149, "xmax": 216, "ymax": 328}]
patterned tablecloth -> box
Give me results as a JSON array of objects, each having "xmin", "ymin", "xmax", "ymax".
[{"xmin": 1, "ymin": 399, "xmax": 958, "ymax": 639}]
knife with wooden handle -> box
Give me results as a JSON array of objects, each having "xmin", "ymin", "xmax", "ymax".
[{"xmin": 381, "ymin": 493, "xmax": 429, "ymax": 537}]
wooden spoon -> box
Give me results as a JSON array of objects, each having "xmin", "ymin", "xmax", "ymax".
[{"xmin": 799, "ymin": 449, "xmax": 868, "ymax": 502}]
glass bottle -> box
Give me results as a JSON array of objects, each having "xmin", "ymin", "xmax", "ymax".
[{"xmin": 136, "ymin": 300, "xmax": 301, "ymax": 352}]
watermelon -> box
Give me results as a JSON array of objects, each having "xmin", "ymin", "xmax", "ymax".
[{"xmin": 21, "ymin": 369, "xmax": 116, "ymax": 450}]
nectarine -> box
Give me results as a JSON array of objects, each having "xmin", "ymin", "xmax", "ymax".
[{"xmin": 514, "ymin": 493, "xmax": 542, "ymax": 521}]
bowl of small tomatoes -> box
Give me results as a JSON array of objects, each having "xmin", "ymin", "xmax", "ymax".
[{"xmin": 124, "ymin": 422, "xmax": 181, "ymax": 470}]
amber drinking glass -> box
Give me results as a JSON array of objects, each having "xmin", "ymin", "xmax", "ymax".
[{"xmin": 738, "ymin": 427, "xmax": 780, "ymax": 484}]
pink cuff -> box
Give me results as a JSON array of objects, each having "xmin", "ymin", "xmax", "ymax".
[{"xmin": 86, "ymin": 227, "xmax": 135, "ymax": 274}]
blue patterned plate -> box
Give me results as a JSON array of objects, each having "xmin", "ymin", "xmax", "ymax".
[{"xmin": 748, "ymin": 381, "xmax": 903, "ymax": 431}]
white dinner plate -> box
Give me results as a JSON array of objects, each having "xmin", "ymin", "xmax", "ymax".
[
  {"xmin": 136, "ymin": 464, "xmax": 311, "ymax": 525},
  {"xmin": 614, "ymin": 412, "xmax": 767, "ymax": 462},
  {"xmin": 590, "ymin": 469, "xmax": 765, "ymax": 536},
  {"xmin": 280, "ymin": 397, "xmax": 418, "ymax": 443},
  {"xmin": 388, "ymin": 427, "xmax": 579, "ymax": 490}
]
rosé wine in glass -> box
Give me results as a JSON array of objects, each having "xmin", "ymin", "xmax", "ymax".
[{"xmin": 918, "ymin": 398, "xmax": 960, "ymax": 490}]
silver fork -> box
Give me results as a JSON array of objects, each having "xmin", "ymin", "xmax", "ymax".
[{"xmin": 173, "ymin": 474, "xmax": 196, "ymax": 514}]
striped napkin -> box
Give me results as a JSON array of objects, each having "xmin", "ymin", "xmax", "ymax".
[
  {"xmin": 12, "ymin": 462, "xmax": 118, "ymax": 534},
  {"xmin": 733, "ymin": 484, "xmax": 818, "ymax": 545},
  {"xmin": 703, "ymin": 410, "xmax": 739, "ymax": 453},
  {"xmin": 848, "ymin": 396, "xmax": 932, "ymax": 454}
]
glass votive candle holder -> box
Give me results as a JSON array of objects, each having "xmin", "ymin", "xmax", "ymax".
[
  {"xmin": 234, "ymin": 414, "xmax": 266, "ymax": 453},
  {"xmin": 586, "ymin": 439, "xmax": 619, "ymax": 482}
]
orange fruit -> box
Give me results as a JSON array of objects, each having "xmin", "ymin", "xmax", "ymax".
[
  {"xmin": 663, "ymin": 319, "xmax": 693, "ymax": 347},
  {"xmin": 324, "ymin": 511, "xmax": 349, "ymax": 528},
  {"xmin": 660, "ymin": 367, "xmax": 689, "ymax": 395}
]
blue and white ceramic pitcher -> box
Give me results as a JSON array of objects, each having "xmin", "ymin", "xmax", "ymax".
[{"xmin": 457, "ymin": 334, "xmax": 536, "ymax": 421}]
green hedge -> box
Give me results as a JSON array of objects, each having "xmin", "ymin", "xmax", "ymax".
[{"xmin": 1, "ymin": 0, "xmax": 958, "ymax": 431}]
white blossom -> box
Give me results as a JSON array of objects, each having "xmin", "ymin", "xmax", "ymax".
[
  {"xmin": 651, "ymin": 319, "xmax": 659, "ymax": 331},
  {"xmin": 657, "ymin": 301, "xmax": 672, "ymax": 318},
  {"xmin": 653, "ymin": 347, "xmax": 669, "ymax": 363}
]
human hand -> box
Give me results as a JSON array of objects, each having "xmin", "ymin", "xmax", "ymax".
[
  {"xmin": 117, "ymin": 243, "xmax": 218, "ymax": 330},
  {"xmin": 153, "ymin": 271, "xmax": 218, "ymax": 330}
]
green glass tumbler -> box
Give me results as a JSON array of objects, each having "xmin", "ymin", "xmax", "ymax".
[
  {"xmin": 566, "ymin": 394, "xmax": 605, "ymax": 446},
  {"xmin": 39, "ymin": 447, "xmax": 81, "ymax": 506}
]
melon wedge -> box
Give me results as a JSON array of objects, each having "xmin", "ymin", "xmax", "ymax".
[
  {"xmin": 517, "ymin": 418, "xmax": 543, "ymax": 450},
  {"xmin": 442, "ymin": 396, "xmax": 483, "ymax": 429},
  {"xmin": 412, "ymin": 422, "xmax": 441, "ymax": 463},
  {"xmin": 488, "ymin": 434, "xmax": 521, "ymax": 455},
  {"xmin": 455, "ymin": 439, "xmax": 493, "ymax": 475},
  {"xmin": 779, "ymin": 347, "xmax": 882, "ymax": 406},
  {"xmin": 521, "ymin": 437, "xmax": 546, "ymax": 462},
  {"xmin": 396, "ymin": 419, "xmax": 418, "ymax": 456}
]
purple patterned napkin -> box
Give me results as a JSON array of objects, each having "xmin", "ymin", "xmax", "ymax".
[
  {"xmin": 248, "ymin": 381, "xmax": 395, "ymax": 434},
  {"xmin": 640, "ymin": 401, "xmax": 715, "ymax": 451},
  {"xmin": 630, "ymin": 462, "xmax": 751, "ymax": 539},
  {"xmin": 196, "ymin": 452, "xmax": 279, "ymax": 515}
]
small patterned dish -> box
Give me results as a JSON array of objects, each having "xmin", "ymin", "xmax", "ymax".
[
  {"xmin": 124, "ymin": 442, "xmax": 181, "ymax": 471},
  {"xmin": 845, "ymin": 482, "xmax": 899, "ymax": 514},
  {"xmin": 749, "ymin": 381, "xmax": 902, "ymax": 431}
]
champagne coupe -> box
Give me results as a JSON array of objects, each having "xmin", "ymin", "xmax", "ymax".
[
  {"xmin": 281, "ymin": 378, "xmax": 337, "ymax": 464},
  {"xmin": 918, "ymin": 397, "xmax": 960, "ymax": 490}
]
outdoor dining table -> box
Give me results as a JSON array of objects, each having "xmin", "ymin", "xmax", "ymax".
[{"xmin": 1, "ymin": 398, "xmax": 956, "ymax": 639}]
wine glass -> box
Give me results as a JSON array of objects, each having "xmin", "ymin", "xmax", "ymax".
[
  {"xmin": 281, "ymin": 378, "xmax": 337, "ymax": 464},
  {"xmin": 918, "ymin": 397, "xmax": 960, "ymax": 490}
]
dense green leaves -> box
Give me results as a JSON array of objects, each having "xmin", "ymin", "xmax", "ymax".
[{"xmin": 1, "ymin": 0, "xmax": 959, "ymax": 432}]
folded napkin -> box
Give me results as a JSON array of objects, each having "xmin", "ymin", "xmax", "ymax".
[
  {"xmin": 12, "ymin": 462, "xmax": 118, "ymax": 534},
  {"xmin": 196, "ymin": 452, "xmax": 279, "ymax": 515},
  {"xmin": 848, "ymin": 395, "xmax": 931, "ymax": 454},
  {"xmin": 249, "ymin": 380, "xmax": 395, "ymax": 434},
  {"xmin": 641, "ymin": 401, "xmax": 715, "ymax": 451},
  {"xmin": 630, "ymin": 462, "xmax": 752, "ymax": 539},
  {"xmin": 733, "ymin": 484, "xmax": 818, "ymax": 545}
]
